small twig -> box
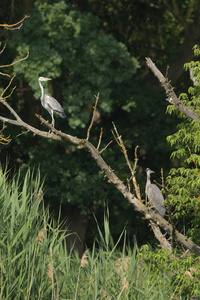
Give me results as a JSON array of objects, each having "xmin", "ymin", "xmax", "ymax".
[
  {"xmin": 16, "ymin": 130, "xmax": 30, "ymax": 138},
  {"xmin": 0, "ymin": 51, "xmax": 29, "ymax": 69},
  {"xmin": 0, "ymin": 15, "xmax": 29, "ymax": 30},
  {"xmin": 0, "ymin": 134, "xmax": 11, "ymax": 144},
  {"xmin": 99, "ymin": 140, "xmax": 112, "ymax": 154},
  {"xmin": 86, "ymin": 92, "xmax": 100, "ymax": 141},
  {"xmin": 3, "ymin": 86, "xmax": 16, "ymax": 99},
  {"xmin": 97, "ymin": 127, "xmax": 103, "ymax": 151},
  {"xmin": 111, "ymin": 126, "xmax": 122, "ymax": 147},
  {"xmin": 112, "ymin": 122, "xmax": 141, "ymax": 200},
  {"xmin": 0, "ymin": 72, "xmax": 11, "ymax": 77},
  {"xmin": 1, "ymin": 122, "xmax": 6, "ymax": 131},
  {"xmin": 1, "ymin": 75, "xmax": 16, "ymax": 98},
  {"xmin": 133, "ymin": 145, "xmax": 139, "ymax": 173},
  {"xmin": 0, "ymin": 43, "xmax": 6, "ymax": 55}
]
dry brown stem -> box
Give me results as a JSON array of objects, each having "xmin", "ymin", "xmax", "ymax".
[
  {"xmin": 97, "ymin": 127, "xmax": 103, "ymax": 151},
  {"xmin": 0, "ymin": 15, "xmax": 29, "ymax": 30},
  {"xmin": 112, "ymin": 122, "xmax": 141, "ymax": 200},
  {"xmin": 86, "ymin": 92, "xmax": 100, "ymax": 141}
]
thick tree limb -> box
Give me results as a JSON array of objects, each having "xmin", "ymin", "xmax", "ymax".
[
  {"xmin": 149, "ymin": 220, "xmax": 172, "ymax": 252},
  {"xmin": 146, "ymin": 57, "xmax": 199, "ymax": 120},
  {"xmin": 0, "ymin": 100, "xmax": 61, "ymax": 141}
]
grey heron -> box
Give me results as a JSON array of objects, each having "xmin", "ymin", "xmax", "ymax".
[
  {"xmin": 145, "ymin": 168, "xmax": 166, "ymax": 217},
  {"xmin": 38, "ymin": 77, "xmax": 66, "ymax": 127}
]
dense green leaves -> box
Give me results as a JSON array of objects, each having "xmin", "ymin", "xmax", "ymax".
[
  {"xmin": 166, "ymin": 47, "xmax": 200, "ymax": 243},
  {"xmin": 139, "ymin": 245, "xmax": 200, "ymax": 299},
  {"xmin": 11, "ymin": 1, "xmax": 139, "ymax": 128}
]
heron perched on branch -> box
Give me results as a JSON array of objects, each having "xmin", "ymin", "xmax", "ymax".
[
  {"xmin": 38, "ymin": 77, "xmax": 66, "ymax": 127},
  {"xmin": 145, "ymin": 168, "xmax": 166, "ymax": 217}
]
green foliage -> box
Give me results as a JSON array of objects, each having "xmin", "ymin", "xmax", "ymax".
[
  {"xmin": 166, "ymin": 46, "xmax": 200, "ymax": 243},
  {"xmin": 11, "ymin": 0, "xmax": 139, "ymax": 129},
  {"xmin": 138, "ymin": 245, "xmax": 200, "ymax": 299},
  {"xmin": 71, "ymin": 0, "xmax": 200, "ymax": 69}
]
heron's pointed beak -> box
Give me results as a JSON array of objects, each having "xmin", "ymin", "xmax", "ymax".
[
  {"xmin": 46, "ymin": 78, "xmax": 52, "ymax": 81},
  {"xmin": 150, "ymin": 170, "xmax": 155, "ymax": 174}
]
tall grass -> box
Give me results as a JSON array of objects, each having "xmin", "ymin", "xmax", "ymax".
[
  {"xmin": 0, "ymin": 167, "xmax": 183, "ymax": 299},
  {"xmin": 0, "ymin": 168, "xmax": 69, "ymax": 299}
]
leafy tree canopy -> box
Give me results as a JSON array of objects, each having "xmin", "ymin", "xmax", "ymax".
[{"xmin": 166, "ymin": 46, "xmax": 200, "ymax": 244}]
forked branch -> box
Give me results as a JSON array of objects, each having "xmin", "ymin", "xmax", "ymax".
[
  {"xmin": 146, "ymin": 57, "xmax": 199, "ymax": 120},
  {"xmin": 112, "ymin": 122, "xmax": 141, "ymax": 200}
]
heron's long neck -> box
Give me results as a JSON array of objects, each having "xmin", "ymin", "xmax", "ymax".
[
  {"xmin": 38, "ymin": 80, "xmax": 44, "ymax": 104},
  {"xmin": 145, "ymin": 174, "xmax": 151, "ymax": 192},
  {"xmin": 146, "ymin": 174, "xmax": 151, "ymax": 184}
]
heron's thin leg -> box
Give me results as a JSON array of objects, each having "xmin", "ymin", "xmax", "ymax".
[{"xmin": 51, "ymin": 111, "xmax": 55, "ymax": 128}]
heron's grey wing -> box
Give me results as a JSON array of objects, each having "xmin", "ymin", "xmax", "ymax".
[
  {"xmin": 45, "ymin": 94, "xmax": 66, "ymax": 118},
  {"xmin": 147, "ymin": 184, "xmax": 165, "ymax": 217}
]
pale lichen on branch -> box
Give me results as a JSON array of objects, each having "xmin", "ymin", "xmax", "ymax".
[
  {"xmin": 0, "ymin": 15, "xmax": 29, "ymax": 30},
  {"xmin": 1, "ymin": 75, "xmax": 16, "ymax": 98},
  {"xmin": 97, "ymin": 127, "xmax": 103, "ymax": 151}
]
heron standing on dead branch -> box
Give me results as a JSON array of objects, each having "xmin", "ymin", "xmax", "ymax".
[
  {"xmin": 145, "ymin": 168, "xmax": 166, "ymax": 217},
  {"xmin": 38, "ymin": 77, "xmax": 66, "ymax": 127}
]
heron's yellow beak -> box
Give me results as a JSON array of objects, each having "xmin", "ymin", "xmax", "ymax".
[{"xmin": 46, "ymin": 78, "xmax": 52, "ymax": 81}]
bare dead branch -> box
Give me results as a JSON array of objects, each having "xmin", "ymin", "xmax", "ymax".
[
  {"xmin": 0, "ymin": 97, "xmax": 22, "ymax": 121},
  {"xmin": 86, "ymin": 93, "xmax": 100, "ymax": 141},
  {"xmin": 16, "ymin": 130, "xmax": 30, "ymax": 138},
  {"xmin": 0, "ymin": 52, "xmax": 29, "ymax": 69},
  {"xmin": 99, "ymin": 140, "xmax": 112, "ymax": 154},
  {"xmin": 1, "ymin": 75, "xmax": 16, "ymax": 98},
  {"xmin": 146, "ymin": 57, "xmax": 199, "ymax": 120},
  {"xmin": 0, "ymin": 72, "xmax": 11, "ymax": 78},
  {"xmin": 149, "ymin": 220, "xmax": 172, "ymax": 252},
  {"xmin": 133, "ymin": 145, "xmax": 139, "ymax": 174},
  {"xmin": 97, "ymin": 127, "xmax": 103, "ymax": 151},
  {"xmin": 0, "ymin": 107, "xmax": 61, "ymax": 141},
  {"xmin": 0, "ymin": 131, "xmax": 11, "ymax": 144},
  {"xmin": 0, "ymin": 15, "xmax": 29, "ymax": 30},
  {"xmin": 112, "ymin": 122, "xmax": 141, "ymax": 200},
  {"xmin": 0, "ymin": 43, "xmax": 6, "ymax": 55},
  {"xmin": 3, "ymin": 86, "xmax": 16, "ymax": 99}
]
